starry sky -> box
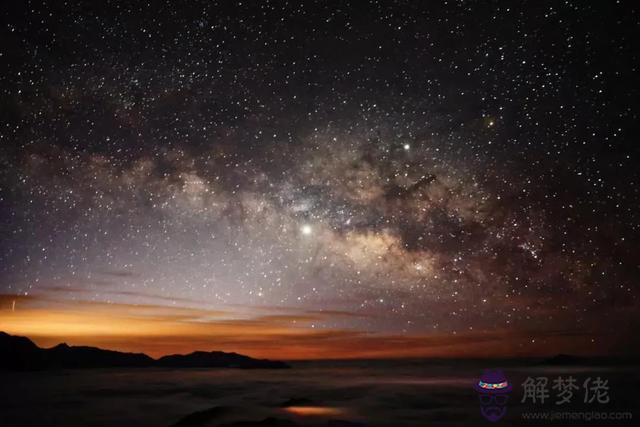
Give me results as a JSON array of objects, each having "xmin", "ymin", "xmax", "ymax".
[{"xmin": 1, "ymin": 1, "xmax": 639, "ymax": 359}]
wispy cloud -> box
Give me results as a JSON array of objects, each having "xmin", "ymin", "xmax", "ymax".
[{"xmin": 96, "ymin": 269, "xmax": 139, "ymax": 278}]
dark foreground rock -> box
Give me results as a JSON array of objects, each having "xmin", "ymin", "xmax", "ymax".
[{"xmin": 170, "ymin": 406, "xmax": 232, "ymax": 427}]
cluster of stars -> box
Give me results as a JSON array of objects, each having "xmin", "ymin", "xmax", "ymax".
[{"xmin": 0, "ymin": 0, "xmax": 638, "ymax": 350}]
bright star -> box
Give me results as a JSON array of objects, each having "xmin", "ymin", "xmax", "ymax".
[{"xmin": 301, "ymin": 224, "xmax": 313, "ymax": 235}]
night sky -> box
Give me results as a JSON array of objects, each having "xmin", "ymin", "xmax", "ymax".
[{"xmin": 1, "ymin": 1, "xmax": 639, "ymax": 359}]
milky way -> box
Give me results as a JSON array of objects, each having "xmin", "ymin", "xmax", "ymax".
[{"xmin": 1, "ymin": 1, "xmax": 639, "ymax": 356}]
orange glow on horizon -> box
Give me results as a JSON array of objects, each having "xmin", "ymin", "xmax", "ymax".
[{"xmin": 0, "ymin": 294, "xmax": 608, "ymax": 360}]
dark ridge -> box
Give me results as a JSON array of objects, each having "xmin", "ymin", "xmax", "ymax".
[
  {"xmin": 158, "ymin": 350, "xmax": 290, "ymax": 369},
  {"xmin": 537, "ymin": 353, "xmax": 639, "ymax": 366},
  {"xmin": 0, "ymin": 331, "xmax": 45, "ymax": 370},
  {"xmin": 46, "ymin": 343, "xmax": 154, "ymax": 368},
  {"xmin": 170, "ymin": 406, "xmax": 231, "ymax": 427},
  {"xmin": 0, "ymin": 331, "xmax": 290, "ymax": 371},
  {"xmin": 219, "ymin": 418, "xmax": 299, "ymax": 427}
]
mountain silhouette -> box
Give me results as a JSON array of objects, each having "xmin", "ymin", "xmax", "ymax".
[
  {"xmin": 46, "ymin": 342, "xmax": 153, "ymax": 368},
  {"xmin": 158, "ymin": 350, "xmax": 289, "ymax": 369},
  {"xmin": 0, "ymin": 331, "xmax": 289, "ymax": 370},
  {"xmin": 0, "ymin": 331, "xmax": 46, "ymax": 370}
]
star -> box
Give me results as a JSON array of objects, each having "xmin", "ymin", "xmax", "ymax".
[
  {"xmin": 0, "ymin": 0, "xmax": 636, "ymax": 361},
  {"xmin": 300, "ymin": 224, "xmax": 313, "ymax": 236}
]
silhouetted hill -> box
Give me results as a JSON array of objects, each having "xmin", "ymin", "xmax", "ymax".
[
  {"xmin": 0, "ymin": 331, "xmax": 289, "ymax": 371},
  {"xmin": 46, "ymin": 343, "xmax": 154, "ymax": 368},
  {"xmin": 539, "ymin": 353, "xmax": 640, "ymax": 366},
  {"xmin": 0, "ymin": 331, "xmax": 46, "ymax": 370},
  {"xmin": 158, "ymin": 350, "xmax": 290, "ymax": 369}
]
